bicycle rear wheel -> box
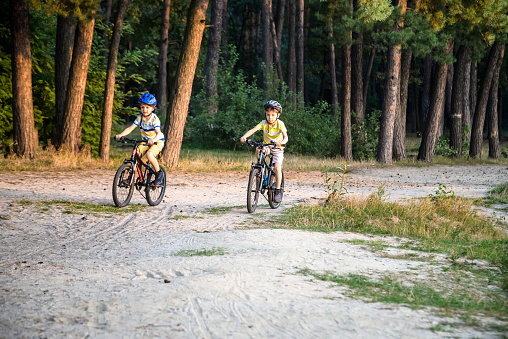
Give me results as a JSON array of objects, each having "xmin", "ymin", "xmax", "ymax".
[
  {"xmin": 247, "ymin": 168, "xmax": 261, "ymax": 213},
  {"xmin": 113, "ymin": 163, "xmax": 135, "ymax": 207},
  {"xmin": 145, "ymin": 166, "xmax": 167, "ymax": 206},
  {"xmin": 268, "ymin": 171, "xmax": 284, "ymax": 209}
]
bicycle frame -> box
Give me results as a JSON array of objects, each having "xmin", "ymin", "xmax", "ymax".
[
  {"xmin": 123, "ymin": 139, "xmax": 156, "ymax": 189},
  {"xmin": 245, "ymin": 139, "xmax": 285, "ymax": 212}
]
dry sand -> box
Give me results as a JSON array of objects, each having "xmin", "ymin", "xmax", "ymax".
[{"xmin": 0, "ymin": 164, "xmax": 507, "ymax": 338}]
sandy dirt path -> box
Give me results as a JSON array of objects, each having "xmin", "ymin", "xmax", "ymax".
[{"xmin": 0, "ymin": 164, "xmax": 507, "ymax": 338}]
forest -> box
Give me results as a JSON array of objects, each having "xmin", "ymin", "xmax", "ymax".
[{"xmin": 2, "ymin": 0, "xmax": 507, "ymax": 168}]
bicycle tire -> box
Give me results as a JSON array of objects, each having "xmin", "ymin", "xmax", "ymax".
[
  {"xmin": 145, "ymin": 166, "xmax": 167, "ymax": 206},
  {"xmin": 247, "ymin": 167, "xmax": 261, "ymax": 213},
  {"xmin": 268, "ymin": 171, "xmax": 284, "ymax": 209},
  {"xmin": 113, "ymin": 163, "xmax": 135, "ymax": 207}
]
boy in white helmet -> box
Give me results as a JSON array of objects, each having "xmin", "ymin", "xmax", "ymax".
[{"xmin": 240, "ymin": 100, "xmax": 288, "ymax": 203}]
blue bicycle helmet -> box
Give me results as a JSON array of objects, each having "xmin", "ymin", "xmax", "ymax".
[
  {"xmin": 264, "ymin": 100, "xmax": 282, "ymax": 113},
  {"xmin": 139, "ymin": 93, "xmax": 157, "ymax": 106}
]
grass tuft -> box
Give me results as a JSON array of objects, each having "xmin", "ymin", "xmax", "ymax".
[{"xmin": 174, "ymin": 247, "xmax": 227, "ymax": 257}]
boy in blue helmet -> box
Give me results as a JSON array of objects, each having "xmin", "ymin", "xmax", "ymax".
[
  {"xmin": 115, "ymin": 93, "xmax": 165, "ymax": 184},
  {"xmin": 240, "ymin": 100, "xmax": 288, "ymax": 203}
]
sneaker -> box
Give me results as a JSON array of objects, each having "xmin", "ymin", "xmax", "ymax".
[
  {"xmin": 274, "ymin": 189, "xmax": 283, "ymax": 203},
  {"xmin": 153, "ymin": 170, "xmax": 165, "ymax": 185}
]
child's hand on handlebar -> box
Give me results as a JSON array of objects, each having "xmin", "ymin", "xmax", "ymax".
[{"xmin": 239, "ymin": 136, "xmax": 246, "ymax": 143}]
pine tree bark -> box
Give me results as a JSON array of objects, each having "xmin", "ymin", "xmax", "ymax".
[
  {"xmin": 296, "ymin": 0, "xmax": 304, "ymax": 96},
  {"xmin": 327, "ymin": 14, "xmax": 338, "ymax": 118},
  {"xmin": 341, "ymin": 43, "xmax": 353, "ymax": 161},
  {"xmin": 60, "ymin": 14, "xmax": 96, "ymax": 153},
  {"xmin": 470, "ymin": 41, "xmax": 504, "ymax": 158},
  {"xmin": 351, "ymin": 0, "xmax": 363, "ymax": 122},
  {"xmin": 393, "ymin": 50, "xmax": 412, "ymax": 161},
  {"xmin": 488, "ymin": 43, "xmax": 504, "ymax": 159},
  {"xmin": 162, "ymin": 0, "xmax": 209, "ymax": 168},
  {"xmin": 205, "ymin": 0, "xmax": 226, "ymax": 115},
  {"xmin": 53, "ymin": 15, "xmax": 76, "ymax": 147},
  {"xmin": 286, "ymin": 0, "xmax": 296, "ymax": 96},
  {"xmin": 157, "ymin": 0, "xmax": 172, "ymax": 115},
  {"xmin": 449, "ymin": 45, "xmax": 468, "ymax": 157},
  {"xmin": 99, "ymin": 0, "xmax": 131, "ymax": 161},
  {"xmin": 10, "ymin": 0, "xmax": 38, "ymax": 158},
  {"xmin": 418, "ymin": 40, "xmax": 453, "ymax": 161},
  {"xmin": 377, "ymin": 44, "xmax": 401, "ymax": 163},
  {"xmin": 262, "ymin": 0, "xmax": 273, "ymax": 90}
]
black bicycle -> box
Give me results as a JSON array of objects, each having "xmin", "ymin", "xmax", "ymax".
[
  {"xmin": 112, "ymin": 137, "xmax": 167, "ymax": 207},
  {"xmin": 244, "ymin": 139, "xmax": 285, "ymax": 213}
]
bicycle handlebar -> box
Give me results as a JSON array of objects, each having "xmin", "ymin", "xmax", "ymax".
[
  {"xmin": 244, "ymin": 139, "xmax": 286, "ymax": 148},
  {"xmin": 117, "ymin": 136, "xmax": 158, "ymax": 145}
]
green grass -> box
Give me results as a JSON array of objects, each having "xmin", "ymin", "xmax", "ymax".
[
  {"xmin": 17, "ymin": 199, "xmax": 146, "ymax": 216},
  {"xmin": 173, "ymin": 247, "xmax": 227, "ymax": 257},
  {"xmin": 485, "ymin": 182, "xmax": 508, "ymax": 205},
  {"xmin": 299, "ymin": 269, "xmax": 508, "ymax": 319}
]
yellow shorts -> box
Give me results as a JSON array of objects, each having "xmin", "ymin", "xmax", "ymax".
[{"xmin": 137, "ymin": 142, "xmax": 164, "ymax": 160}]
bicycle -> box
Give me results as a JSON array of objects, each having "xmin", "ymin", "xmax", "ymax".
[
  {"xmin": 244, "ymin": 139, "xmax": 285, "ymax": 213},
  {"xmin": 112, "ymin": 137, "xmax": 167, "ymax": 207}
]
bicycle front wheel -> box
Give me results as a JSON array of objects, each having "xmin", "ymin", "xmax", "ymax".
[
  {"xmin": 268, "ymin": 171, "xmax": 284, "ymax": 209},
  {"xmin": 145, "ymin": 166, "xmax": 167, "ymax": 206},
  {"xmin": 113, "ymin": 163, "xmax": 135, "ymax": 207},
  {"xmin": 247, "ymin": 168, "xmax": 261, "ymax": 213}
]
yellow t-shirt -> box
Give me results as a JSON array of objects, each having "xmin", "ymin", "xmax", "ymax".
[{"xmin": 255, "ymin": 120, "xmax": 287, "ymax": 145}]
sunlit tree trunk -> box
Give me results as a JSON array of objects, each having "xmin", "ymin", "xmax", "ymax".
[
  {"xmin": 53, "ymin": 15, "xmax": 76, "ymax": 147},
  {"xmin": 393, "ymin": 50, "xmax": 412, "ymax": 161},
  {"xmin": 60, "ymin": 14, "xmax": 96, "ymax": 153},
  {"xmin": 328, "ymin": 19, "xmax": 338, "ymax": 118},
  {"xmin": 341, "ymin": 43, "xmax": 353, "ymax": 161},
  {"xmin": 99, "ymin": 0, "xmax": 131, "ymax": 161},
  {"xmin": 418, "ymin": 40, "xmax": 453, "ymax": 162},
  {"xmin": 470, "ymin": 41, "xmax": 504, "ymax": 158},
  {"xmin": 351, "ymin": 0, "xmax": 363, "ymax": 122},
  {"xmin": 488, "ymin": 43, "xmax": 504, "ymax": 159},
  {"xmin": 162, "ymin": 0, "xmax": 209, "ymax": 168},
  {"xmin": 449, "ymin": 45, "xmax": 468, "ymax": 157},
  {"xmin": 10, "ymin": 0, "xmax": 38, "ymax": 158}
]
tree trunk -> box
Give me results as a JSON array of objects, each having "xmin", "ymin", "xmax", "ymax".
[
  {"xmin": 393, "ymin": 50, "xmax": 412, "ymax": 161},
  {"xmin": 53, "ymin": 15, "xmax": 76, "ymax": 147},
  {"xmin": 449, "ymin": 45, "xmax": 468, "ymax": 157},
  {"xmin": 488, "ymin": 43, "xmax": 504, "ymax": 159},
  {"xmin": 286, "ymin": 0, "xmax": 296, "ymax": 96},
  {"xmin": 205, "ymin": 0, "xmax": 226, "ymax": 115},
  {"xmin": 99, "ymin": 0, "xmax": 131, "ymax": 162},
  {"xmin": 157, "ymin": 0, "xmax": 172, "ymax": 115},
  {"xmin": 377, "ymin": 44, "xmax": 401, "ymax": 163},
  {"xmin": 162, "ymin": 0, "xmax": 209, "ymax": 168},
  {"xmin": 60, "ymin": 15, "xmax": 96, "ymax": 153},
  {"xmin": 341, "ymin": 44, "xmax": 353, "ymax": 161},
  {"xmin": 418, "ymin": 40, "xmax": 453, "ymax": 161},
  {"xmin": 462, "ymin": 52, "xmax": 472, "ymax": 143},
  {"xmin": 362, "ymin": 47, "xmax": 375, "ymax": 117},
  {"xmin": 296, "ymin": 0, "xmax": 304, "ymax": 97},
  {"xmin": 262, "ymin": 0, "xmax": 273, "ymax": 90},
  {"xmin": 270, "ymin": 13, "xmax": 283, "ymax": 83},
  {"xmin": 10, "ymin": 0, "xmax": 38, "ymax": 158},
  {"xmin": 327, "ymin": 18, "xmax": 338, "ymax": 118},
  {"xmin": 470, "ymin": 41, "xmax": 504, "ymax": 158},
  {"xmin": 420, "ymin": 56, "xmax": 432, "ymax": 126},
  {"xmin": 351, "ymin": 0, "xmax": 363, "ymax": 122}
]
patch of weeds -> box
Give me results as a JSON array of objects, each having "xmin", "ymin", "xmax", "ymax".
[
  {"xmin": 298, "ymin": 269, "xmax": 508, "ymax": 321},
  {"xmin": 170, "ymin": 215, "xmax": 204, "ymax": 220},
  {"xmin": 343, "ymin": 239, "xmax": 389, "ymax": 252},
  {"xmin": 16, "ymin": 199, "xmax": 146, "ymax": 217},
  {"xmin": 204, "ymin": 206, "xmax": 241, "ymax": 215},
  {"xmin": 174, "ymin": 247, "xmax": 227, "ymax": 257},
  {"xmin": 484, "ymin": 182, "xmax": 508, "ymax": 206}
]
